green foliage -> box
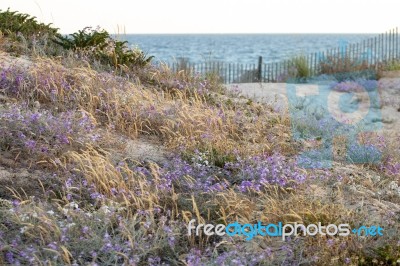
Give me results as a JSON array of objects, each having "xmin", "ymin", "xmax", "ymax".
[
  {"xmin": 0, "ymin": 8, "xmax": 59, "ymax": 38},
  {"xmin": 53, "ymin": 27, "xmax": 153, "ymax": 68},
  {"xmin": 53, "ymin": 27, "xmax": 109, "ymax": 50},
  {"xmin": 0, "ymin": 9, "xmax": 152, "ymax": 68},
  {"xmin": 0, "ymin": 9, "xmax": 62, "ymax": 56},
  {"xmin": 383, "ymin": 59, "xmax": 400, "ymax": 71},
  {"xmin": 292, "ymin": 55, "xmax": 310, "ymax": 79},
  {"xmin": 109, "ymin": 40, "xmax": 154, "ymax": 67},
  {"xmin": 281, "ymin": 55, "xmax": 311, "ymax": 82}
]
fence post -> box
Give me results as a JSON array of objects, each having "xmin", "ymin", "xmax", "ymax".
[{"xmin": 257, "ymin": 56, "xmax": 263, "ymax": 82}]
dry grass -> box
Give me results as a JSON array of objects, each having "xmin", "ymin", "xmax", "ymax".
[
  {"xmin": 3, "ymin": 57, "xmax": 294, "ymax": 164},
  {"xmin": 0, "ymin": 45, "xmax": 399, "ymax": 265}
]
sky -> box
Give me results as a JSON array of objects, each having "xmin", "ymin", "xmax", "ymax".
[{"xmin": 1, "ymin": 0, "xmax": 399, "ymax": 34}]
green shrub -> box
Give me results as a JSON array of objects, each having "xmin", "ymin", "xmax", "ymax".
[
  {"xmin": 53, "ymin": 27, "xmax": 108, "ymax": 50},
  {"xmin": 0, "ymin": 9, "xmax": 152, "ymax": 68},
  {"xmin": 281, "ymin": 56, "xmax": 311, "ymax": 82},
  {"xmin": 292, "ymin": 55, "xmax": 310, "ymax": 79},
  {"xmin": 0, "ymin": 9, "xmax": 62, "ymax": 56},
  {"xmin": 108, "ymin": 40, "xmax": 154, "ymax": 67},
  {"xmin": 0, "ymin": 8, "xmax": 59, "ymax": 38},
  {"xmin": 53, "ymin": 27, "xmax": 153, "ymax": 68}
]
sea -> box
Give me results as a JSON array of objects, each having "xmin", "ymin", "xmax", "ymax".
[{"xmin": 123, "ymin": 34, "xmax": 376, "ymax": 65}]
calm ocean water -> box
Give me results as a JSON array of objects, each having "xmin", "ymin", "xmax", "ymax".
[{"xmin": 124, "ymin": 34, "xmax": 375, "ymax": 65}]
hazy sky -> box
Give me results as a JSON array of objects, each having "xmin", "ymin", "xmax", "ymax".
[{"xmin": 1, "ymin": 0, "xmax": 398, "ymax": 34}]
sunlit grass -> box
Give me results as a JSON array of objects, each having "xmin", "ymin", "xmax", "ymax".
[{"xmin": 0, "ymin": 20, "xmax": 399, "ymax": 265}]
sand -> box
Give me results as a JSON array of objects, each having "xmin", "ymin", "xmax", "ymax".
[
  {"xmin": 226, "ymin": 79, "xmax": 400, "ymax": 135},
  {"xmin": 0, "ymin": 51, "xmax": 32, "ymax": 69}
]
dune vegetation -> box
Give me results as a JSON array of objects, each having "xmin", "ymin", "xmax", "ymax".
[{"xmin": 0, "ymin": 9, "xmax": 399, "ymax": 266}]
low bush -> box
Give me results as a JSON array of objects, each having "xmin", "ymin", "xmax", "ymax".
[
  {"xmin": 54, "ymin": 27, "xmax": 153, "ymax": 68},
  {"xmin": 0, "ymin": 9, "xmax": 59, "ymax": 38},
  {"xmin": 0, "ymin": 9, "xmax": 61, "ymax": 56},
  {"xmin": 277, "ymin": 56, "xmax": 311, "ymax": 83},
  {"xmin": 292, "ymin": 55, "xmax": 310, "ymax": 79}
]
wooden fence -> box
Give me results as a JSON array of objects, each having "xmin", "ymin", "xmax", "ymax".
[{"xmin": 167, "ymin": 28, "xmax": 399, "ymax": 83}]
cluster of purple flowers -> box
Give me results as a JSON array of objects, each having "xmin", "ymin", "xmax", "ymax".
[
  {"xmin": 0, "ymin": 67, "xmax": 28, "ymax": 95},
  {"xmin": 331, "ymin": 81, "xmax": 364, "ymax": 92},
  {"xmin": 225, "ymin": 153, "xmax": 306, "ymax": 192},
  {"xmin": 132, "ymin": 151, "xmax": 306, "ymax": 195},
  {"xmin": 330, "ymin": 79, "xmax": 378, "ymax": 93},
  {"xmin": 0, "ymin": 104, "xmax": 98, "ymax": 157},
  {"xmin": 133, "ymin": 155, "xmax": 229, "ymax": 193},
  {"xmin": 0, "ymin": 200, "xmax": 147, "ymax": 265},
  {"xmin": 381, "ymin": 159, "xmax": 400, "ymax": 177}
]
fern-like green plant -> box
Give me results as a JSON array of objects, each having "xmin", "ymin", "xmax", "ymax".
[
  {"xmin": 53, "ymin": 27, "xmax": 109, "ymax": 51},
  {"xmin": 0, "ymin": 9, "xmax": 153, "ymax": 68},
  {"xmin": 107, "ymin": 41, "xmax": 154, "ymax": 67},
  {"xmin": 54, "ymin": 27, "xmax": 153, "ymax": 68},
  {"xmin": 0, "ymin": 8, "xmax": 59, "ymax": 38}
]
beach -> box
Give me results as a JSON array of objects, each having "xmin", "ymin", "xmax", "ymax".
[{"xmin": 226, "ymin": 78, "xmax": 400, "ymax": 135}]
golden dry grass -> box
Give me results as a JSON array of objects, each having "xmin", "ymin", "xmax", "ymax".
[{"xmin": 0, "ymin": 51, "xmax": 399, "ymax": 265}]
